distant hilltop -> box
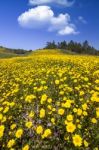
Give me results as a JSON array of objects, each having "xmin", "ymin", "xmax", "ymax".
[
  {"xmin": 0, "ymin": 46, "xmax": 32, "ymax": 58},
  {"xmin": 44, "ymin": 40, "xmax": 99, "ymax": 56},
  {"xmin": 0, "ymin": 40, "xmax": 99, "ymax": 59}
]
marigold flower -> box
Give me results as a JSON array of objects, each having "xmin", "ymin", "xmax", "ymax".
[
  {"xmin": 15, "ymin": 129, "xmax": 23, "ymax": 138},
  {"xmin": 66, "ymin": 122, "xmax": 76, "ymax": 133},
  {"xmin": 73, "ymin": 134, "xmax": 82, "ymax": 147}
]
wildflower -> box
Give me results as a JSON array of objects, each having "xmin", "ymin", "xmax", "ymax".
[
  {"xmin": 73, "ymin": 108, "xmax": 77, "ymax": 113},
  {"xmin": 41, "ymin": 94, "xmax": 47, "ymax": 104},
  {"xmin": 80, "ymin": 91, "xmax": 84, "ymax": 96},
  {"xmin": 36, "ymin": 125, "xmax": 43, "ymax": 134},
  {"xmin": 51, "ymin": 118, "xmax": 55, "ymax": 124},
  {"xmin": 91, "ymin": 118, "xmax": 97, "ymax": 124},
  {"xmin": 58, "ymin": 108, "xmax": 65, "ymax": 115},
  {"xmin": 84, "ymin": 140, "xmax": 89, "ymax": 147},
  {"xmin": 15, "ymin": 129, "xmax": 23, "ymax": 138},
  {"xmin": 42, "ymin": 129, "xmax": 52, "ymax": 138},
  {"xmin": 96, "ymin": 110, "xmax": 99, "ymax": 118},
  {"xmin": 91, "ymin": 92, "xmax": 99, "ymax": 102},
  {"xmin": 0, "ymin": 125, "xmax": 5, "ymax": 138},
  {"xmin": 47, "ymin": 98, "xmax": 52, "ymax": 103},
  {"xmin": 25, "ymin": 121, "xmax": 32, "ymax": 129},
  {"xmin": 29, "ymin": 111, "xmax": 34, "ymax": 118},
  {"xmin": 0, "ymin": 113, "xmax": 3, "ymax": 120},
  {"xmin": 55, "ymin": 80, "xmax": 60, "ymax": 85},
  {"xmin": 25, "ymin": 95, "xmax": 36, "ymax": 103},
  {"xmin": 3, "ymin": 106, "xmax": 9, "ymax": 113},
  {"xmin": 40, "ymin": 108, "xmax": 45, "ymax": 118},
  {"xmin": 66, "ymin": 122, "xmax": 76, "ymax": 133},
  {"xmin": 10, "ymin": 124, "xmax": 16, "ymax": 130},
  {"xmin": 77, "ymin": 109, "xmax": 82, "ymax": 116},
  {"xmin": 67, "ymin": 115, "xmax": 73, "ymax": 121},
  {"xmin": 73, "ymin": 134, "xmax": 82, "ymax": 147},
  {"xmin": 63, "ymin": 100, "xmax": 71, "ymax": 108},
  {"xmin": 82, "ymin": 103, "xmax": 88, "ymax": 110},
  {"xmin": 22, "ymin": 144, "xmax": 29, "ymax": 150},
  {"xmin": 7, "ymin": 139, "xmax": 15, "ymax": 148}
]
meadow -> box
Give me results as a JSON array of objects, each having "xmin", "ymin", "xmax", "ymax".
[{"xmin": 0, "ymin": 49, "xmax": 99, "ymax": 150}]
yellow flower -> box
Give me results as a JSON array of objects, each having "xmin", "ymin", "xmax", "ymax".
[
  {"xmin": 58, "ymin": 108, "xmax": 65, "ymax": 115},
  {"xmin": 47, "ymin": 105, "xmax": 52, "ymax": 110},
  {"xmin": 51, "ymin": 118, "xmax": 55, "ymax": 124},
  {"xmin": 91, "ymin": 92, "xmax": 99, "ymax": 102},
  {"xmin": 59, "ymin": 91, "xmax": 64, "ymax": 95},
  {"xmin": 55, "ymin": 80, "xmax": 60, "ymax": 85},
  {"xmin": 7, "ymin": 139, "xmax": 15, "ymax": 148},
  {"xmin": 78, "ymin": 124, "xmax": 81, "ymax": 129},
  {"xmin": 73, "ymin": 134, "xmax": 82, "ymax": 147},
  {"xmin": 40, "ymin": 108, "xmax": 45, "ymax": 118},
  {"xmin": 84, "ymin": 77, "xmax": 89, "ymax": 82},
  {"xmin": 96, "ymin": 109, "xmax": 99, "ymax": 118},
  {"xmin": 47, "ymin": 98, "xmax": 52, "ymax": 103},
  {"xmin": 82, "ymin": 103, "xmax": 88, "ymax": 110},
  {"xmin": 73, "ymin": 108, "xmax": 77, "ymax": 113},
  {"xmin": 64, "ymin": 120, "xmax": 68, "ymax": 125},
  {"xmin": 22, "ymin": 144, "xmax": 29, "ymax": 150},
  {"xmin": 94, "ymin": 147, "xmax": 99, "ymax": 150},
  {"xmin": 63, "ymin": 100, "xmax": 71, "ymax": 108},
  {"xmin": 1, "ymin": 116, "xmax": 6, "ymax": 123},
  {"xmin": 66, "ymin": 122, "xmax": 76, "ymax": 133},
  {"xmin": 25, "ymin": 121, "xmax": 32, "ymax": 129},
  {"xmin": 36, "ymin": 125, "xmax": 43, "ymax": 134},
  {"xmin": 52, "ymin": 108, "xmax": 56, "ymax": 112},
  {"xmin": 83, "ymin": 111, "xmax": 88, "ymax": 116},
  {"xmin": 41, "ymin": 94, "xmax": 47, "ymax": 104},
  {"xmin": 42, "ymin": 129, "xmax": 52, "ymax": 138},
  {"xmin": 25, "ymin": 95, "xmax": 36, "ymax": 103},
  {"xmin": 84, "ymin": 140, "xmax": 89, "ymax": 147},
  {"xmin": 67, "ymin": 115, "xmax": 73, "ymax": 121},
  {"xmin": 15, "ymin": 129, "xmax": 23, "ymax": 138},
  {"xmin": 80, "ymin": 91, "xmax": 84, "ymax": 96},
  {"xmin": 0, "ymin": 113, "xmax": 3, "ymax": 120},
  {"xmin": 10, "ymin": 124, "xmax": 16, "ymax": 130},
  {"xmin": 77, "ymin": 109, "xmax": 82, "ymax": 116},
  {"xmin": 29, "ymin": 111, "xmax": 34, "ymax": 118},
  {"xmin": 95, "ymin": 80, "xmax": 99, "ymax": 84},
  {"xmin": 3, "ymin": 106, "xmax": 9, "ymax": 113},
  {"xmin": 0, "ymin": 125, "xmax": 5, "ymax": 138},
  {"xmin": 91, "ymin": 118, "xmax": 97, "ymax": 124},
  {"xmin": 0, "ymin": 107, "xmax": 3, "ymax": 112}
]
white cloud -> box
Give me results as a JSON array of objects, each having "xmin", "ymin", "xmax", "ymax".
[
  {"xmin": 78, "ymin": 16, "xmax": 87, "ymax": 24},
  {"xmin": 18, "ymin": 6, "xmax": 54, "ymax": 28},
  {"xmin": 18, "ymin": 6, "xmax": 78, "ymax": 35},
  {"xmin": 58, "ymin": 26, "xmax": 78, "ymax": 35},
  {"xmin": 29, "ymin": 0, "xmax": 75, "ymax": 7}
]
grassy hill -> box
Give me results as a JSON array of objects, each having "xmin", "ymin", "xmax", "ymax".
[
  {"xmin": 0, "ymin": 47, "xmax": 18, "ymax": 58},
  {"xmin": 0, "ymin": 46, "xmax": 32, "ymax": 58},
  {"xmin": 0, "ymin": 46, "xmax": 98, "ymax": 59},
  {"xmin": 30, "ymin": 49, "xmax": 77, "ymax": 56}
]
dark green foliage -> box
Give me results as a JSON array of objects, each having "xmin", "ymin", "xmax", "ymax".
[
  {"xmin": 45, "ymin": 40, "xmax": 99, "ymax": 55},
  {"xmin": 45, "ymin": 41, "xmax": 57, "ymax": 49}
]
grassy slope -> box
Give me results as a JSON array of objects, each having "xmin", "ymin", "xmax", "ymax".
[
  {"xmin": 0, "ymin": 47, "xmax": 18, "ymax": 58},
  {"xmin": 30, "ymin": 49, "xmax": 77, "ymax": 56},
  {"xmin": 0, "ymin": 48, "xmax": 90, "ymax": 59},
  {"xmin": 0, "ymin": 47, "xmax": 31, "ymax": 58}
]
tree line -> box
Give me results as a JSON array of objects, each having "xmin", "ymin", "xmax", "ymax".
[{"xmin": 44, "ymin": 40, "xmax": 99, "ymax": 55}]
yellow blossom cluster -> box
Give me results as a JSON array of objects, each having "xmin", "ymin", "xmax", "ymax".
[{"xmin": 0, "ymin": 49, "xmax": 99, "ymax": 149}]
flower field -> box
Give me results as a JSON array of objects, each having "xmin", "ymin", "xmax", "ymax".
[{"xmin": 0, "ymin": 50, "xmax": 99, "ymax": 150}]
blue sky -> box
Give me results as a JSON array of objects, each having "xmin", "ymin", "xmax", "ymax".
[{"xmin": 0, "ymin": 0, "xmax": 99, "ymax": 50}]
